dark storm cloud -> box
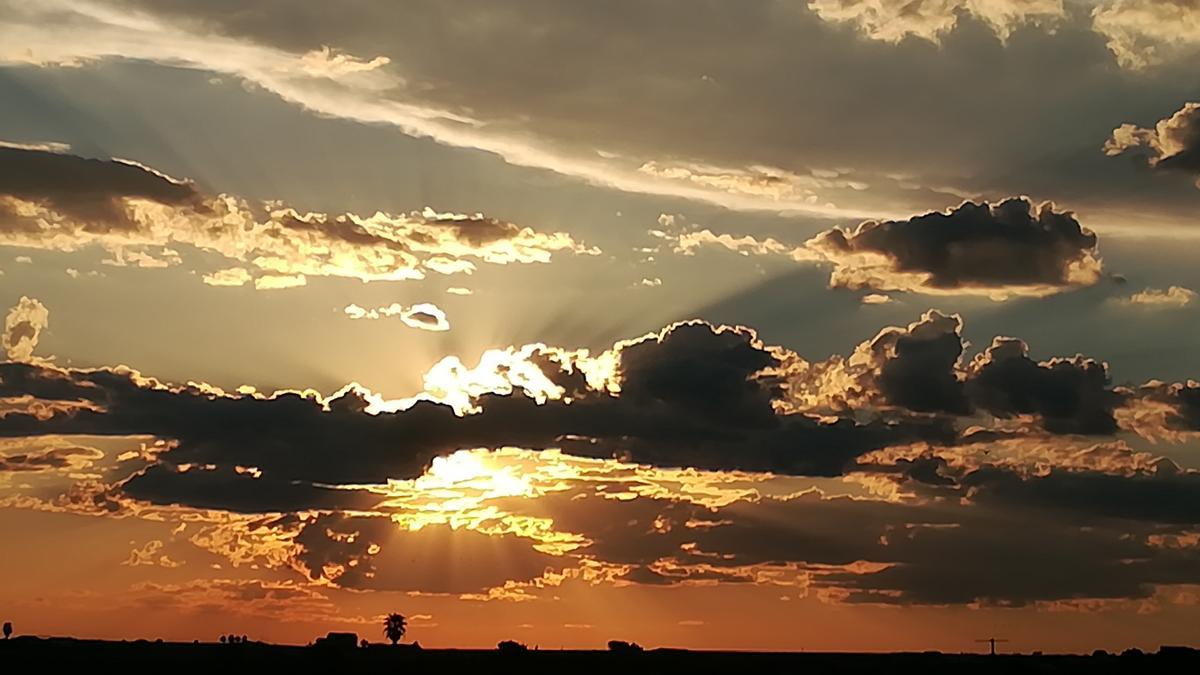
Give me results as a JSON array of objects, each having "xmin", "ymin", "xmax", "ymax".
[
  {"xmin": 701, "ymin": 488, "xmax": 1200, "ymax": 606},
  {"xmin": 785, "ymin": 310, "xmax": 1127, "ymax": 435},
  {"xmin": 873, "ymin": 445, "xmax": 1200, "ymax": 525},
  {"xmin": 0, "ymin": 144, "xmax": 201, "ymax": 227},
  {"xmin": 807, "ymin": 198, "xmax": 1104, "ymax": 297},
  {"xmin": 0, "ymin": 322, "xmax": 955, "ymax": 516},
  {"xmin": 817, "ymin": 509, "xmax": 1200, "ymax": 606},
  {"xmin": 965, "ymin": 337, "xmax": 1124, "ymax": 435},
  {"xmin": 0, "ymin": 312, "xmax": 1190, "ymax": 531},
  {"xmin": 485, "ymin": 481, "xmax": 1200, "ymax": 606},
  {"xmin": 614, "ymin": 322, "xmax": 779, "ymax": 429},
  {"xmin": 0, "ymin": 362, "xmax": 439, "ymax": 486},
  {"xmin": 962, "ymin": 463, "xmax": 1200, "ymax": 525},
  {"xmin": 809, "ymin": 461, "xmax": 1200, "ymax": 605},
  {"xmin": 867, "ymin": 311, "xmax": 970, "ymax": 414},
  {"xmin": 119, "ymin": 463, "xmax": 384, "ymax": 514}
]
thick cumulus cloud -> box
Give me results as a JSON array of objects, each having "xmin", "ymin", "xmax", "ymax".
[
  {"xmin": 3, "ymin": 296, "xmax": 49, "ymax": 361},
  {"xmin": 0, "ymin": 309, "xmax": 1176, "ymax": 518},
  {"xmin": 806, "ymin": 199, "xmax": 1103, "ymax": 299},
  {"xmin": 779, "ymin": 310, "xmax": 969, "ymax": 414},
  {"xmin": 864, "ymin": 311, "xmax": 970, "ymax": 415},
  {"xmin": 1106, "ymin": 102, "xmax": 1200, "ymax": 188},
  {"xmin": 652, "ymin": 200, "xmax": 1107, "ymax": 302},
  {"xmin": 0, "ymin": 143, "xmax": 594, "ymax": 285},
  {"xmin": 2, "ymin": 310, "xmax": 1191, "ymax": 521},
  {"xmin": 965, "ymin": 337, "xmax": 1124, "ymax": 435},
  {"xmin": 782, "ymin": 310, "xmax": 1135, "ymax": 436}
]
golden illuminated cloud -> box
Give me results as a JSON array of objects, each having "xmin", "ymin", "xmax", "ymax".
[
  {"xmin": 1106, "ymin": 102, "xmax": 1200, "ymax": 188},
  {"xmin": 344, "ymin": 302, "xmax": 451, "ymax": 332},
  {"xmin": 650, "ymin": 214, "xmax": 817, "ymax": 262},
  {"xmin": 1092, "ymin": 0, "xmax": 1200, "ymax": 69},
  {"xmin": 3, "ymin": 295, "xmax": 49, "ymax": 362},
  {"xmin": 1120, "ymin": 286, "xmax": 1197, "ymax": 308},
  {"xmin": 806, "ymin": 0, "xmax": 1065, "ymax": 44},
  {"xmin": 806, "ymin": 0, "xmax": 1200, "ymax": 73},
  {"xmin": 638, "ymin": 162, "xmax": 868, "ymax": 205},
  {"xmin": 297, "ymin": 46, "xmax": 390, "ymax": 78},
  {"xmin": 0, "ymin": 144, "xmax": 597, "ymax": 288}
]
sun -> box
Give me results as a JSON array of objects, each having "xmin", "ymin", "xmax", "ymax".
[
  {"xmin": 418, "ymin": 449, "xmax": 534, "ymax": 499},
  {"xmin": 425, "ymin": 450, "xmax": 491, "ymax": 485}
]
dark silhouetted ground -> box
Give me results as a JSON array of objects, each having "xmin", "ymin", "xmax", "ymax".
[{"xmin": 2, "ymin": 636, "xmax": 1197, "ymax": 673}]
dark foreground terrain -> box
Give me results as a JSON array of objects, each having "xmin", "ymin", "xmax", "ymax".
[{"xmin": 3, "ymin": 636, "xmax": 1198, "ymax": 673}]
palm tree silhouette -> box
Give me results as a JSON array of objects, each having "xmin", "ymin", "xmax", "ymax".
[{"xmin": 382, "ymin": 613, "xmax": 407, "ymax": 645}]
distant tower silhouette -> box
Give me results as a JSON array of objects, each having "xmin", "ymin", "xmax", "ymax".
[
  {"xmin": 975, "ymin": 637, "xmax": 1009, "ymax": 655},
  {"xmin": 3, "ymin": 622, "xmax": 11, "ymax": 639}
]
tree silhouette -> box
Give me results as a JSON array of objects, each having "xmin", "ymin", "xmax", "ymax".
[
  {"xmin": 608, "ymin": 640, "xmax": 644, "ymax": 653},
  {"xmin": 2, "ymin": 622, "xmax": 11, "ymax": 639},
  {"xmin": 498, "ymin": 640, "xmax": 529, "ymax": 653},
  {"xmin": 382, "ymin": 613, "xmax": 407, "ymax": 645}
]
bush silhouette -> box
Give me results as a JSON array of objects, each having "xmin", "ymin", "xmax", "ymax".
[
  {"xmin": 497, "ymin": 640, "xmax": 529, "ymax": 653},
  {"xmin": 608, "ymin": 640, "xmax": 644, "ymax": 653}
]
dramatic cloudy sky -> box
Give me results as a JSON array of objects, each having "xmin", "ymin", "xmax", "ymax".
[{"xmin": 2, "ymin": 0, "xmax": 1200, "ymax": 652}]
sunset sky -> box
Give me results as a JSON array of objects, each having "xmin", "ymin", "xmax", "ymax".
[{"xmin": 3, "ymin": 0, "xmax": 1200, "ymax": 653}]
